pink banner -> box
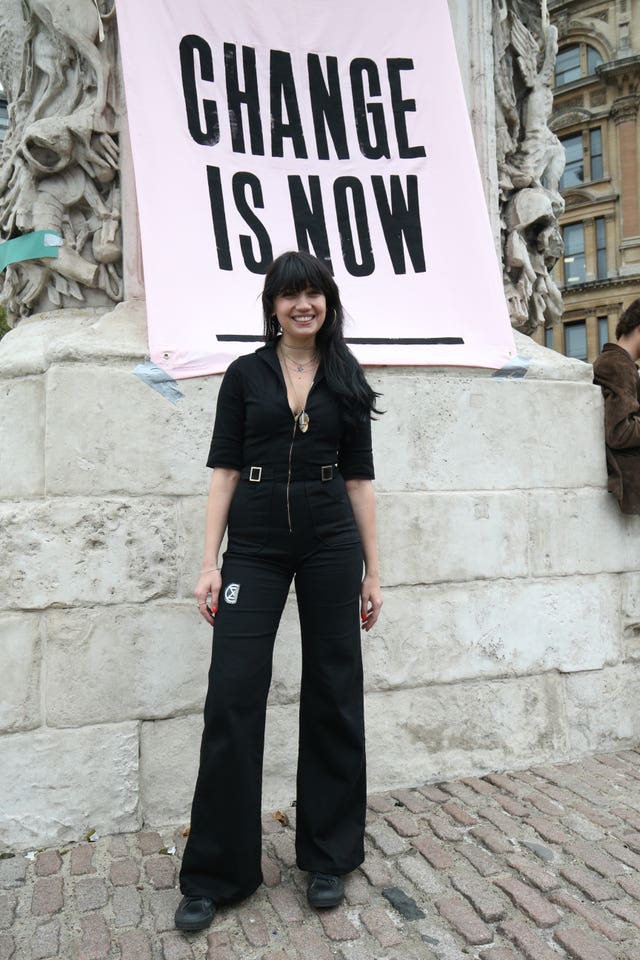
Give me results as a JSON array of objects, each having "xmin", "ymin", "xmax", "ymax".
[{"xmin": 116, "ymin": 0, "xmax": 516, "ymax": 378}]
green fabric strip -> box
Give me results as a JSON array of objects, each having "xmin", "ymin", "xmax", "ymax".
[{"xmin": 0, "ymin": 231, "xmax": 62, "ymax": 272}]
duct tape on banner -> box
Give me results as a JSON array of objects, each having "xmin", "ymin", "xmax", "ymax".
[
  {"xmin": 133, "ymin": 360, "xmax": 184, "ymax": 404},
  {"xmin": 0, "ymin": 231, "xmax": 63, "ymax": 272},
  {"xmin": 491, "ymin": 355, "xmax": 531, "ymax": 380}
]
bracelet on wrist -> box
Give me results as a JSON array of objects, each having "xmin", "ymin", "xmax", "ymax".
[{"xmin": 201, "ymin": 566, "xmax": 219, "ymax": 574}]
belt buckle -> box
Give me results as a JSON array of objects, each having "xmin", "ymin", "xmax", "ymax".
[
  {"xmin": 249, "ymin": 465, "xmax": 262, "ymax": 482},
  {"xmin": 321, "ymin": 465, "xmax": 333, "ymax": 482}
]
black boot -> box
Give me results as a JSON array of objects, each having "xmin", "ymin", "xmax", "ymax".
[
  {"xmin": 307, "ymin": 873, "xmax": 345, "ymax": 908},
  {"xmin": 175, "ymin": 895, "xmax": 216, "ymax": 931}
]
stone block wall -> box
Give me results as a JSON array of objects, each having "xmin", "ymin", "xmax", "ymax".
[{"xmin": 2, "ymin": 301, "xmax": 640, "ymax": 850}]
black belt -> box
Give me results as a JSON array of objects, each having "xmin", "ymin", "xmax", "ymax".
[{"xmin": 241, "ymin": 464, "xmax": 337, "ymax": 482}]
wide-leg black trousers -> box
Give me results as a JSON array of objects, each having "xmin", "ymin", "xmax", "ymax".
[{"xmin": 179, "ymin": 476, "xmax": 366, "ymax": 904}]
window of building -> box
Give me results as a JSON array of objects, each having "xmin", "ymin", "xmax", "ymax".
[
  {"xmin": 555, "ymin": 43, "xmax": 604, "ymax": 86},
  {"xmin": 596, "ymin": 217, "xmax": 607, "ymax": 280},
  {"xmin": 598, "ymin": 316, "xmax": 609, "ymax": 351},
  {"xmin": 556, "ymin": 45, "xmax": 581, "ymax": 85},
  {"xmin": 560, "ymin": 133, "xmax": 584, "ymax": 189},
  {"xmin": 565, "ymin": 321, "xmax": 588, "ymax": 361},
  {"xmin": 590, "ymin": 127, "xmax": 603, "ymax": 180},
  {"xmin": 545, "ymin": 326, "xmax": 554, "ymax": 349},
  {"xmin": 563, "ymin": 223, "xmax": 586, "ymax": 284},
  {"xmin": 0, "ymin": 92, "xmax": 8, "ymax": 145}
]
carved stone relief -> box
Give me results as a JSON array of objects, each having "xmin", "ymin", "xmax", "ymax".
[
  {"xmin": 494, "ymin": 0, "xmax": 565, "ymax": 334},
  {"xmin": 0, "ymin": 0, "xmax": 122, "ymax": 326}
]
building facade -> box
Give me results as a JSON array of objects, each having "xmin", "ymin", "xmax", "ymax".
[{"xmin": 532, "ymin": 0, "xmax": 640, "ymax": 362}]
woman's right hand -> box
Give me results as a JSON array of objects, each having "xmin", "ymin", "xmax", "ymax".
[{"xmin": 194, "ymin": 569, "xmax": 222, "ymax": 626}]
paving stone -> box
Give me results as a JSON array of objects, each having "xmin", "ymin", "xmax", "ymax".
[
  {"xmin": 397, "ymin": 854, "xmax": 446, "ymax": 896},
  {"xmin": 450, "ymin": 869, "xmax": 508, "ymax": 921},
  {"xmin": 317, "ymin": 907, "xmax": 361, "ymax": 941},
  {"xmin": 289, "ymin": 924, "xmax": 334, "ymax": 960},
  {"xmin": 138, "ymin": 832, "xmax": 164, "ymax": 856},
  {"xmin": 119, "ymin": 929, "xmax": 153, "ymax": 960},
  {"xmin": 524, "ymin": 793, "xmax": 564, "ymax": 816},
  {"xmin": 381, "ymin": 887, "xmax": 425, "ymax": 920},
  {"xmin": 109, "ymin": 834, "xmax": 131, "ymax": 857},
  {"xmin": 521, "ymin": 840, "xmax": 555, "ymax": 862},
  {"xmin": 261, "ymin": 852, "xmax": 281, "ymax": 887},
  {"xmin": 110, "ymin": 858, "xmax": 140, "ymax": 886},
  {"xmin": 160, "ymin": 932, "xmax": 194, "ymax": 959},
  {"xmin": 0, "ymin": 894, "xmax": 16, "ymax": 930},
  {"xmin": 0, "ymin": 934, "xmax": 13, "ymax": 960},
  {"xmin": 343, "ymin": 873, "xmax": 372, "ymax": 905},
  {"xmin": 149, "ymin": 889, "xmax": 181, "ymax": 933},
  {"xmin": 550, "ymin": 890, "xmax": 629, "ymax": 942},
  {"xmin": 238, "ymin": 907, "xmax": 270, "ymax": 947},
  {"xmin": 267, "ymin": 886, "xmax": 304, "ymax": 922},
  {"xmin": 205, "ymin": 930, "xmax": 235, "ymax": 960},
  {"xmin": 563, "ymin": 813, "xmax": 607, "ymax": 841},
  {"xmin": 555, "ymin": 926, "xmax": 617, "ymax": 960},
  {"xmin": 484, "ymin": 774, "xmax": 524, "ymax": 797},
  {"xmin": 607, "ymin": 900, "xmax": 640, "ymax": 929},
  {"xmin": 411, "ymin": 836, "xmax": 454, "ymax": 869},
  {"xmin": 79, "ymin": 913, "xmax": 111, "ymax": 960},
  {"xmin": 469, "ymin": 824, "xmax": 513, "ymax": 854},
  {"xmin": 565, "ymin": 841, "xmax": 627, "ymax": 878},
  {"xmin": 494, "ymin": 795, "xmax": 530, "ymax": 817},
  {"xmin": 462, "ymin": 777, "xmax": 499, "ymax": 796},
  {"xmin": 479, "ymin": 949, "xmax": 519, "ymax": 960},
  {"xmin": 417, "ymin": 785, "xmax": 449, "ymax": 802},
  {"xmin": 560, "ymin": 865, "xmax": 620, "ymax": 901},
  {"xmin": 494, "ymin": 876, "xmax": 561, "ymax": 927},
  {"xmin": 525, "ymin": 816, "xmax": 573, "ymax": 844},
  {"xmin": 262, "ymin": 811, "xmax": 286, "ymax": 835},
  {"xmin": 145, "ymin": 856, "xmax": 176, "ymax": 889},
  {"xmin": 358, "ymin": 857, "xmax": 394, "ymax": 887},
  {"xmin": 267, "ymin": 833, "xmax": 297, "ymax": 867},
  {"xmin": 113, "ymin": 885, "xmax": 143, "ymax": 928},
  {"xmin": 455, "ymin": 841, "xmax": 501, "ymax": 876},
  {"xmin": 360, "ymin": 907, "xmax": 403, "ymax": 946},
  {"xmin": 75, "ymin": 877, "xmax": 109, "ymax": 912},
  {"xmin": 71, "ymin": 845, "xmax": 96, "ymax": 876},
  {"xmin": 31, "ymin": 919, "xmax": 60, "ymax": 959},
  {"xmin": 384, "ymin": 810, "xmax": 420, "ymax": 837},
  {"xmin": 390, "ymin": 789, "xmax": 430, "ymax": 813},
  {"xmin": 31, "ymin": 877, "xmax": 63, "ymax": 916},
  {"xmin": 571, "ymin": 802, "xmax": 621, "ymax": 829},
  {"xmin": 0, "ymin": 858, "xmax": 27, "ymax": 886},
  {"xmin": 35, "ymin": 851, "xmax": 62, "ymax": 877},
  {"xmin": 620, "ymin": 876, "xmax": 640, "ymax": 902},
  {"xmin": 442, "ymin": 800, "xmax": 478, "ymax": 826},
  {"xmin": 367, "ymin": 792, "xmax": 396, "ymax": 813},
  {"xmin": 365, "ymin": 821, "xmax": 411, "ymax": 856},
  {"xmin": 478, "ymin": 806, "xmax": 521, "ymax": 835},
  {"xmin": 602, "ymin": 840, "xmax": 640, "ymax": 872},
  {"xmin": 436, "ymin": 895, "xmax": 493, "ymax": 945},
  {"xmin": 500, "ymin": 918, "xmax": 559, "ymax": 960},
  {"xmin": 613, "ymin": 809, "xmax": 640, "ymax": 831},
  {"xmin": 427, "ymin": 814, "xmax": 463, "ymax": 842},
  {"xmin": 504, "ymin": 854, "xmax": 560, "ymax": 892}
]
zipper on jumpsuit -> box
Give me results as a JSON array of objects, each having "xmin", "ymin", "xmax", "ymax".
[{"xmin": 286, "ymin": 380, "xmax": 318, "ymax": 533}]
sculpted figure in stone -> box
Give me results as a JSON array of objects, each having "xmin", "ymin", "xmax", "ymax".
[
  {"xmin": 0, "ymin": 0, "xmax": 121, "ymax": 324},
  {"xmin": 494, "ymin": 0, "xmax": 565, "ymax": 334}
]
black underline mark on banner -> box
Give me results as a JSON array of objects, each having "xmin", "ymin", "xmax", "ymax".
[{"xmin": 215, "ymin": 335, "xmax": 465, "ymax": 345}]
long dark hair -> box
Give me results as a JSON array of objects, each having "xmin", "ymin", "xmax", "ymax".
[{"xmin": 262, "ymin": 251, "xmax": 383, "ymax": 424}]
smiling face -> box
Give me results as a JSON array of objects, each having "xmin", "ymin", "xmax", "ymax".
[{"xmin": 273, "ymin": 286, "xmax": 327, "ymax": 347}]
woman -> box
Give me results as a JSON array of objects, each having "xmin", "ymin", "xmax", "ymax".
[{"xmin": 176, "ymin": 250, "xmax": 383, "ymax": 932}]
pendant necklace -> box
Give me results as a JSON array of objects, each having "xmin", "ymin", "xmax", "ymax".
[
  {"xmin": 280, "ymin": 346, "xmax": 317, "ymax": 374},
  {"xmin": 279, "ymin": 347, "xmax": 315, "ymax": 433}
]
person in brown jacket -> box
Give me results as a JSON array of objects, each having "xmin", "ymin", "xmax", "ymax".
[{"xmin": 592, "ymin": 298, "xmax": 640, "ymax": 514}]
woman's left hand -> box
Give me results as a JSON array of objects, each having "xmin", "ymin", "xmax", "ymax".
[{"xmin": 360, "ymin": 572, "xmax": 382, "ymax": 632}]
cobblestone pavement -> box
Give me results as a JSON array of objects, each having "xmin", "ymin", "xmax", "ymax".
[{"xmin": 8, "ymin": 752, "xmax": 640, "ymax": 959}]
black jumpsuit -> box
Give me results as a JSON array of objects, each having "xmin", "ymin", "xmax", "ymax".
[{"xmin": 179, "ymin": 342, "xmax": 374, "ymax": 904}]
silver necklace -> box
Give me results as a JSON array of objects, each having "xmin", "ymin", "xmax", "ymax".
[
  {"xmin": 279, "ymin": 349, "xmax": 313, "ymax": 432},
  {"xmin": 280, "ymin": 346, "xmax": 317, "ymax": 373}
]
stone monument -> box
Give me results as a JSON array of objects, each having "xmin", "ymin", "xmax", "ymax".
[{"xmin": 1, "ymin": 0, "xmax": 639, "ymax": 851}]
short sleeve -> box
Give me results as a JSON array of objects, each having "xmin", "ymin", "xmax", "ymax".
[
  {"xmin": 206, "ymin": 362, "xmax": 245, "ymax": 469},
  {"xmin": 338, "ymin": 416, "xmax": 375, "ymax": 479}
]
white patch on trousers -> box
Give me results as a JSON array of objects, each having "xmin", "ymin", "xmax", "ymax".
[{"xmin": 224, "ymin": 583, "xmax": 240, "ymax": 604}]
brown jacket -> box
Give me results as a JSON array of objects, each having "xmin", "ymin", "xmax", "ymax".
[{"xmin": 593, "ymin": 342, "xmax": 640, "ymax": 514}]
